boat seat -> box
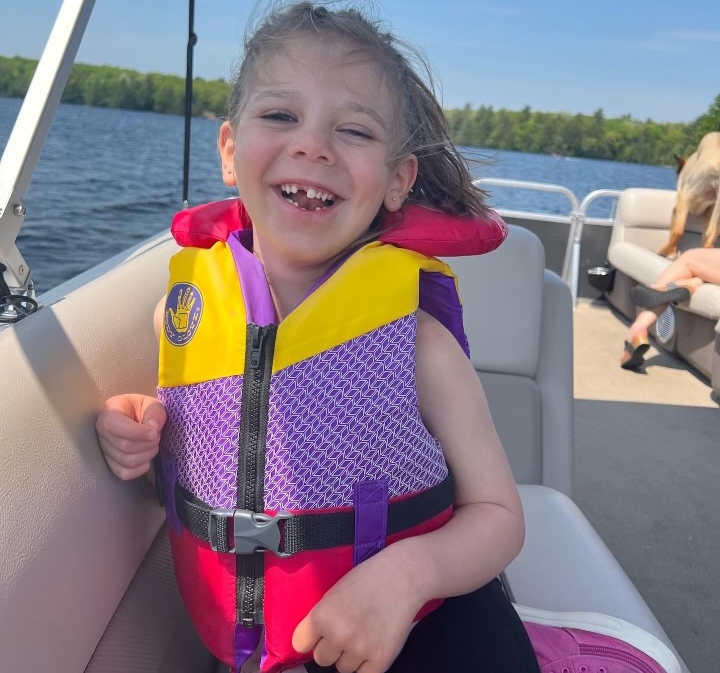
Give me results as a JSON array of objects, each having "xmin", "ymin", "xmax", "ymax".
[
  {"xmin": 606, "ymin": 188, "xmax": 720, "ymax": 392},
  {"xmin": 448, "ymin": 226, "xmax": 688, "ymax": 671},
  {"xmin": 0, "ymin": 234, "xmax": 216, "ymax": 673},
  {"xmin": 510, "ymin": 485, "xmax": 676, "ymax": 641},
  {"xmin": 446, "ymin": 227, "xmax": 574, "ymax": 497}
]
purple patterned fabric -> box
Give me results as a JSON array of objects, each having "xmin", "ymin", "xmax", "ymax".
[
  {"xmin": 353, "ymin": 480, "xmax": 388, "ymax": 566},
  {"xmin": 158, "ymin": 376, "xmax": 244, "ymax": 509},
  {"xmin": 264, "ymin": 314, "xmax": 448, "ymax": 510},
  {"xmin": 158, "ymin": 314, "xmax": 448, "ymax": 512}
]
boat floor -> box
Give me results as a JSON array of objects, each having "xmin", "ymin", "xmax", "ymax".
[{"xmin": 571, "ymin": 301, "xmax": 719, "ymax": 673}]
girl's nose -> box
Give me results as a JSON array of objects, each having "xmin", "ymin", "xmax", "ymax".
[{"xmin": 287, "ymin": 129, "xmax": 335, "ymax": 165}]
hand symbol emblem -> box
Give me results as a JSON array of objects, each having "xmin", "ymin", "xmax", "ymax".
[{"xmin": 168, "ymin": 287, "xmax": 196, "ymax": 333}]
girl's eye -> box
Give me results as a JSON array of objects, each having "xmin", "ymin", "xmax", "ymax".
[
  {"xmin": 261, "ymin": 111, "xmax": 295, "ymax": 123},
  {"xmin": 340, "ymin": 128, "xmax": 373, "ymax": 140}
]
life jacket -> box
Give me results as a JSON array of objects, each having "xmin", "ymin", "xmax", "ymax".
[{"xmin": 157, "ymin": 198, "xmax": 508, "ymax": 673}]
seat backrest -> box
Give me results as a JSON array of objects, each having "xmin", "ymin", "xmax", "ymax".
[
  {"xmin": 609, "ymin": 187, "xmax": 708, "ymax": 253},
  {"xmin": 445, "ymin": 225, "xmax": 574, "ymax": 496},
  {"xmin": 0, "ymin": 235, "xmax": 216, "ymax": 673}
]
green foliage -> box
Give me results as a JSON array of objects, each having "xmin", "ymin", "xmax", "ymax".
[
  {"xmin": 1, "ymin": 55, "xmax": 718, "ymax": 165},
  {"xmin": 0, "ymin": 55, "xmax": 228, "ymax": 118},
  {"xmin": 693, "ymin": 94, "xmax": 720, "ymax": 137},
  {"xmin": 0, "ymin": 56, "xmax": 36, "ymax": 97},
  {"xmin": 447, "ymin": 103, "xmax": 708, "ymax": 165}
]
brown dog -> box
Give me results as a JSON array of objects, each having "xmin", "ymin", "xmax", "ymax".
[{"xmin": 659, "ymin": 131, "xmax": 720, "ymax": 258}]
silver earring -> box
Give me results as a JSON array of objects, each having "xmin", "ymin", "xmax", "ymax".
[{"xmin": 392, "ymin": 196, "xmax": 397, "ymax": 202}]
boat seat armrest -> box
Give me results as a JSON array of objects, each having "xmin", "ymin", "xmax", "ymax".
[{"xmin": 507, "ymin": 485, "xmax": 687, "ymax": 671}]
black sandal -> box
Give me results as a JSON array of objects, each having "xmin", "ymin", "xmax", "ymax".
[
  {"xmin": 629, "ymin": 283, "xmax": 691, "ymax": 309},
  {"xmin": 620, "ymin": 337, "xmax": 650, "ymax": 370}
]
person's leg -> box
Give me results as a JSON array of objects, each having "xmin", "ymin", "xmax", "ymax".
[
  {"xmin": 626, "ymin": 308, "xmax": 662, "ymax": 342},
  {"xmin": 629, "ymin": 248, "xmax": 720, "ymax": 332},
  {"xmin": 387, "ymin": 578, "xmax": 540, "ymax": 673},
  {"xmin": 620, "ymin": 248, "xmax": 719, "ymax": 368},
  {"xmin": 628, "ymin": 248, "xmax": 720, "ymax": 327},
  {"xmin": 619, "ymin": 306, "xmax": 658, "ymax": 369},
  {"xmin": 627, "ymin": 254, "xmax": 697, "ymax": 312},
  {"xmin": 669, "ymin": 247, "xmax": 720, "ymax": 286},
  {"xmin": 650, "ymin": 247, "xmax": 720, "ymax": 291}
]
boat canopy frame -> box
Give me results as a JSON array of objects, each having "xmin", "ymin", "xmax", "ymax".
[
  {"xmin": 0, "ymin": 0, "xmax": 198, "ymax": 319},
  {"xmin": 0, "ymin": 0, "xmax": 96, "ymax": 297}
]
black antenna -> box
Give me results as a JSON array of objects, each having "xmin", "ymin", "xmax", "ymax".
[{"xmin": 182, "ymin": 0, "xmax": 197, "ymax": 208}]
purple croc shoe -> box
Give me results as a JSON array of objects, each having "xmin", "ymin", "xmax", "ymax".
[{"xmin": 515, "ymin": 605, "xmax": 682, "ymax": 673}]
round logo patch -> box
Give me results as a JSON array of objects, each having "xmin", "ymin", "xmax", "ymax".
[{"xmin": 164, "ymin": 283, "xmax": 203, "ymax": 346}]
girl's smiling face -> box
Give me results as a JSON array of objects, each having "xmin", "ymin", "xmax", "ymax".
[{"xmin": 219, "ymin": 35, "xmax": 417, "ymax": 274}]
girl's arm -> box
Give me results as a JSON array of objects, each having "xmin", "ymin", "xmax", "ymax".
[
  {"xmin": 153, "ymin": 295, "xmax": 165, "ymax": 340},
  {"xmin": 96, "ymin": 394, "xmax": 166, "ymax": 480},
  {"xmin": 382, "ymin": 308, "xmax": 525, "ymax": 597},
  {"xmin": 292, "ymin": 310, "xmax": 525, "ymax": 673},
  {"xmin": 96, "ymin": 295, "xmax": 168, "ymax": 480}
]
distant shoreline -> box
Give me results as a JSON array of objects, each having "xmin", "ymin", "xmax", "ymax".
[{"xmin": 2, "ymin": 55, "xmax": 717, "ymax": 165}]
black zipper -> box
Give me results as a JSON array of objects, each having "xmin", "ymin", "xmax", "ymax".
[{"xmin": 237, "ymin": 323, "xmax": 277, "ymax": 627}]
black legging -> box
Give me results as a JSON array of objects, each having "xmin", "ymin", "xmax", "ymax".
[{"xmin": 306, "ymin": 578, "xmax": 540, "ymax": 673}]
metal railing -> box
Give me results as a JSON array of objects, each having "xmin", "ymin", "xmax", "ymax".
[{"xmin": 474, "ymin": 178, "xmax": 622, "ymax": 305}]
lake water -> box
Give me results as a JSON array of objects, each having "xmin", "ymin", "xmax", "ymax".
[{"xmin": 0, "ymin": 97, "xmax": 677, "ymax": 294}]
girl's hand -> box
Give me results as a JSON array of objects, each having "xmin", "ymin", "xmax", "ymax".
[
  {"xmin": 96, "ymin": 394, "xmax": 166, "ymax": 480},
  {"xmin": 292, "ymin": 547, "xmax": 423, "ymax": 673}
]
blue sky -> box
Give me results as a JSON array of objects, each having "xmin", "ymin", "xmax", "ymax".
[{"xmin": 2, "ymin": 0, "xmax": 718, "ymax": 123}]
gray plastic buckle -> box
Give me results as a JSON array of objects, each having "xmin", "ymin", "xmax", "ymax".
[{"xmin": 208, "ymin": 509, "xmax": 293, "ymax": 557}]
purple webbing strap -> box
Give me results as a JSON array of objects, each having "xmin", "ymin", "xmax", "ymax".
[
  {"xmin": 419, "ymin": 270, "xmax": 470, "ymax": 357},
  {"xmin": 353, "ymin": 480, "xmax": 389, "ymax": 566},
  {"xmin": 161, "ymin": 451, "xmax": 182, "ymax": 535},
  {"xmin": 228, "ymin": 230, "xmax": 277, "ymax": 326},
  {"xmin": 233, "ymin": 622, "xmax": 262, "ymax": 671}
]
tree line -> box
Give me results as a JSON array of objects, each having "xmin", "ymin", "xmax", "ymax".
[
  {"xmin": 0, "ymin": 56, "xmax": 227, "ymax": 118},
  {"xmin": 2, "ymin": 55, "xmax": 719, "ymax": 165},
  {"xmin": 446, "ymin": 102, "xmax": 718, "ymax": 165}
]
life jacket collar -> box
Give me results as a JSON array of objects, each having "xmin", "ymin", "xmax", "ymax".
[{"xmin": 170, "ymin": 197, "xmax": 508, "ymax": 257}]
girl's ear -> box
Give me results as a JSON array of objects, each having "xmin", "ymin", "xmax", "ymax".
[
  {"xmin": 384, "ymin": 154, "xmax": 418, "ymax": 212},
  {"xmin": 218, "ymin": 121, "xmax": 237, "ymax": 187}
]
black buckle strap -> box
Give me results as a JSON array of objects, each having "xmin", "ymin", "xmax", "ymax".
[
  {"xmin": 175, "ymin": 474, "xmax": 454, "ymax": 557},
  {"xmin": 208, "ymin": 508, "xmax": 293, "ymax": 556}
]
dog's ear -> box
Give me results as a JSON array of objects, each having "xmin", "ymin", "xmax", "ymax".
[{"xmin": 673, "ymin": 153, "xmax": 686, "ymax": 175}]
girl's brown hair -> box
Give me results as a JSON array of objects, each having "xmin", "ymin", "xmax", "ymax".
[{"xmin": 227, "ymin": 1, "xmax": 488, "ymax": 218}]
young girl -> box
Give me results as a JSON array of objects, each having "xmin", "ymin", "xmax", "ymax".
[{"xmin": 95, "ymin": 3, "xmax": 540, "ymax": 672}]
